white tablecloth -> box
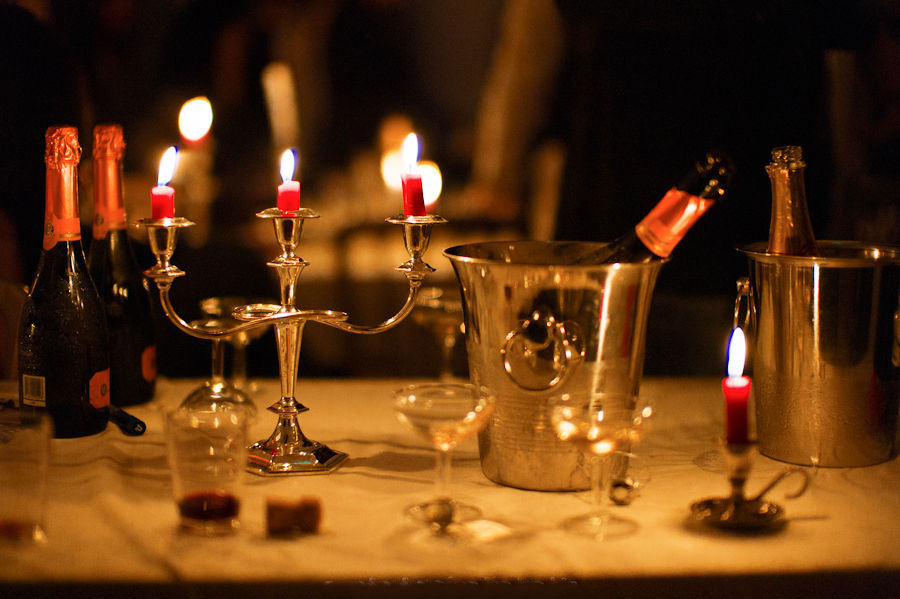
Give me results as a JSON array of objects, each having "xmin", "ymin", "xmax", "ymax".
[{"xmin": 1, "ymin": 377, "xmax": 898, "ymax": 595}]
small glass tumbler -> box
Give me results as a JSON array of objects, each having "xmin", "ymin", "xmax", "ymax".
[
  {"xmin": 0, "ymin": 411, "xmax": 51, "ymax": 542},
  {"xmin": 165, "ymin": 409, "xmax": 248, "ymax": 535}
]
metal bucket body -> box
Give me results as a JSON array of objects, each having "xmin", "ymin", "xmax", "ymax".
[
  {"xmin": 741, "ymin": 241, "xmax": 900, "ymax": 467},
  {"xmin": 444, "ymin": 241, "xmax": 664, "ymax": 490}
]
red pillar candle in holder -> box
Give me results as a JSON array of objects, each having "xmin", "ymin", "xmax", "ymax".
[
  {"xmin": 151, "ymin": 146, "xmax": 179, "ymax": 219},
  {"xmin": 400, "ymin": 133, "xmax": 426, "ymax": 216},
  {"xmin": 277, "ymin": 149, "xmax": 301, "ymax": 213},
  {"xmin": 722, "ymin": 327, "xmax": 752, "ymax": 445}
]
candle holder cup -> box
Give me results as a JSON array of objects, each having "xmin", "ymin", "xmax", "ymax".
[
  {"xmin": 690, "ymin": 441, "xmax": 810, "ymax": 531},
  {"xmin": 136, "ymin": 210, "xmax": 446, "ymax": 475}
]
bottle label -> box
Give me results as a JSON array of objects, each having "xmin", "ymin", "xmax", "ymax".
[
  {"xmin": 21, "ymin": 374, "xmax": 46, "ymax": 407},
  {"xmin": 43, "ymin": 215, "xmax": 81, "ymax": 251},
  {"xmin": 89, "ymin": 368, "xmax": 111, "ymax": 409},
  {"xmin": 141, "ymin": 345, "xmax": 157, "ymax": 382}
]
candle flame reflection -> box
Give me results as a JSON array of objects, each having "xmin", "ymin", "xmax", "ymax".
[
  {"xmin": 280, "ymin": 149, "xmax": 296, "ymax": 183},
  {"xmin": 419, "ymin": 160, "xmax": 442, "ymax": 208},
  {"xmin": 380, "ymin": 149, "xmax": 405, "ymax": 191},
  {"xmin": 157, "ymin": 146, "xmax": 178, "ymax": 186},
  {"xmin": 727, "ymin": 327, "xmax": 747, "ymax": 378}
]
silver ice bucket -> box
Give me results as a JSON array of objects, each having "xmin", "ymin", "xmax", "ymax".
[
  {"xmin": 445, "ymin": 241, "xmax": 665, "ymax": 490},
  {"xmin": 738, "ymin": 241, "xmax": 900, "ymax": 467}
]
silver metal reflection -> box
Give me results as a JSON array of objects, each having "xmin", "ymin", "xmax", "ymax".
[
  {"xmin": 738, "ymin": 241, "xmax": 900, "ymax": 467},
  {"xmin": 444, "ymin": 241, "xmax": 665, "ymax": 491},
  {"xmin": 137, "ymin": 209, "xmax": 446, "ymax": 475}
]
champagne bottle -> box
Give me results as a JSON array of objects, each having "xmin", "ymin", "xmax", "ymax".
[
  {"xmin": 88, "ymin": 124, "xmax": 157, "ymax": 406},
  {"xmin": 765, "ymin": 145, "xmax": 816, "ymax": 255},
  {"xmin": 584, "ymin": 151, "xmax": 735, "ymax": 264},
  {"xmin": 18, "ymin": 126, "xmax": 110, "ymax": 437}
]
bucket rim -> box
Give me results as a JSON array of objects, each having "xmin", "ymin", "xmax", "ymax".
[
  {"xmin": 739, "ymin": 240, "xmax": 900, "ymax": 266},
  {"xmin": 442, "ymin": 240, "xmax": 669, "ymax": 270}
]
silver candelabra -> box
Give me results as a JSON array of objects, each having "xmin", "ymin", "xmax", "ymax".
[{"xmin": 137, "ymin": 207, "xmax": 446, "ymax": 475}]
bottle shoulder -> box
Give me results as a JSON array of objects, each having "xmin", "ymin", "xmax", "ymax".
[{"xmin": 27, "ymin": 242, "xmax": 105, "ymax": 313}]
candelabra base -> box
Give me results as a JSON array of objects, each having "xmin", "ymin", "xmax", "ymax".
[
  {"xmin": 689, "ymin": 441, "xmax": 809, "ymax": 532},
  {"xmin": 690, "ymin": 496, "xmax": 785, "ymax": 531},
  {"xmin": 247, "ymin": 441, "xmax": 348, "ymax": 475}
]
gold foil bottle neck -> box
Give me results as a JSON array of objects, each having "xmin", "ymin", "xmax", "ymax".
[
  {"xmin": 92, "ymin": 124, "xmax": 127, "ymax": 235},
  {"xmin": 767, "ymin": 145, "xmax": 806, "ymax": 171},
  {"xmin": 45, "ymin": 126, "xmax": 81, "ymax": 169},
  {"xmin": 93, "ymin": 124, "xmax": 125, "ymax": 159}
]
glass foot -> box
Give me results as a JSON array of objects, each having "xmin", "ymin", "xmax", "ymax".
[
  {"xmin": 561, "ymin": 511, "xmax": 639, "ymax": 540},
  {"xmin": 405, "ymin": 498, "xmax": 481, "ymax": 531},
  {"xmin": 180, "ymin": 380, "xmax": 256, "ymax": 416},
  {"xmin": 178, "ymin": 516, "xmax": 239, "ymax": 536}
]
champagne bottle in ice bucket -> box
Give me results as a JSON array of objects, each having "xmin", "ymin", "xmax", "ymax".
[
  {"xmin": 582, "ymin": 150, "xmax": 735, "ymax": 264},
  {"xmin": 18, "ymin": 126, "xmax": 110, "ymax": 437},
  {"xmin": 765, "ymin": 145, "xmax": 816, "ymax": 255}
]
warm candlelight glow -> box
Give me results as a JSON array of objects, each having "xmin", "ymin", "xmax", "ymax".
[
  {"xmin": 419, "ymin": 160, "xmax": 442, "ymax": 209},
  {"xmin": 380, "ymin": 149, "xmax": 405, "ymax": 191},
  {"xmin": 401, "ymin": 133, "xmax": 419, "ymax": 172},
  {"xmin": 280, "ymin": 148, "xmax": 297, "ymax": 182},
  {"xmin": 157, "ymin": 146, "xmax": 179, "ymax": 186},
  {"xmin": 723, "ymin": 326, "xmax": 751, "ymax": 445},
  {"xmin": 276, "ymin": 148, "xmax": 301, "ymax": 212},
  {"xmin": 178, "ymin": 97, "xmax": 213, "ymax": 142},
  {"xmin": 727, "ymin": 327, "xmax": 746, "ymax": 378}
]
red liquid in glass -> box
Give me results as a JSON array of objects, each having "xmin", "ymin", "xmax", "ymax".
[{"xmin": 178, "ymin": 491, "xmax": 239, "ymax": 521}]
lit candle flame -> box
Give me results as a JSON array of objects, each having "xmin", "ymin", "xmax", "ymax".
[
  {"xmin": 280, "ymin": 149, "xmax": 296, "ymax": 183},
  {"xmin": 727, "ymin": 327, "xmax": 746, "ymax": 377},
  {"xmin": 178, "ymin": 97, "xmax": 213, "ymax": 142},
  {"xmin": 401, "ymin": 133, "xmax": 419, "ymax": 172},
  {"xmin": 157, "ymin": 146, "xmax": 179, "ymax": 186}
]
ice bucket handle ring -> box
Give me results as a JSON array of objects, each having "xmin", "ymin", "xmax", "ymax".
[
  {"xmin": 501, "ymin": 307, "xmax": 584, "ymax": 391},
  {"xmin": 734, "ymin": 276, "xmax": 753, "ymax": 331}
]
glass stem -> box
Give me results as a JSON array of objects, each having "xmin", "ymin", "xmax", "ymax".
[
  {"xmin": 434, "ymin": 449, "xmax": 452, "ymax": 500},
  {"xmin": 232, "ymin": 343, "xmax": 247, "ymax": 389},
  {"xmin": 439, "ymin": 333, "xmax": 456, "ymax": 381},
  {"xmin": 590, "ymin": 455, "xmax": 611, "ymax": 514},
  {"xmin": 210, "ymin": 339, "xmax": 226, "ymax": 384}
]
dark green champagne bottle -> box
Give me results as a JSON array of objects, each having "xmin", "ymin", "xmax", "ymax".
[
  {"xmin": 88, "ymin": 124, "xmax": 157, "ymax": 406},
  {"xmin": 18, "ymin": 126, "xmax": 110, "ymax": 437}
]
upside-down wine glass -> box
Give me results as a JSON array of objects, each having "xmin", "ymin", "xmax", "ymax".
[
  {"xmin": 394, "ymin": 383, "xmax": 495, "ymax": 535},
  {"xmin": 551, "ymin": 393, "xmax": 654, "ymax": 540},
  {"xmin": 411, "ymin": 286, "xmax": 463, "ymax": 381}
]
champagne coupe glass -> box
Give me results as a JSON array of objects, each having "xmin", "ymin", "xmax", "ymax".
[
  {"xmin": 394, "ymin": 383, "xmax": 495, "ymax": 534},
  {"xmin": 412, "ymin": 286, "xmax": 463, "ymax": 381},
  {"xmin": 551, "ymin": 393, "xmax": 654, "ymax": 540}
]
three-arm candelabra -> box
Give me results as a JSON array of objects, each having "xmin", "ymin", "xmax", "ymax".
[{"xmin": 137, "ymin": 207, "xmax": 446, "ymax": 475}]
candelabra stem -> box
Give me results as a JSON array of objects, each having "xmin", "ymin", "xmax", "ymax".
[{"xmin": 275, "ymin": 319, "xmax": 303, "ymax": 403}]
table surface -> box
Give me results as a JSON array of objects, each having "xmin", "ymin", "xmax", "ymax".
[{"xmin": 2, "ymin": 377, "xmax": 899, "ymax": 596}]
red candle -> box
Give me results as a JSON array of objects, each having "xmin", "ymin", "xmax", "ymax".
[
  {"xmin": 277, "ymin": 149, "xmax": 301, "ymax": 213},
  {"xmin": 400, "ymin": 133, "xmax": 426, "ymax": 216},
  {"xmin": 151, "ymin": 146, "xmax": 178, "ymax": 219},
  {"xmin": 723, "ymin": 327, "xmax": 752, "ymax": 445}
]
